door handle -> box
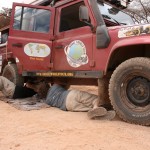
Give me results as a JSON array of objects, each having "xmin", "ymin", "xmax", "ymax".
[
  {"xmin": 12, "ymin": 43, "xmax": 23, "ymax": 48},
  {"xmin": 55, "ymin": 45, "xmax": 64, "ymax": 49}
]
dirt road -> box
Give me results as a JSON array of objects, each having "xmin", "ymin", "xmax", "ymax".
[{"xmin": 0, "ymin": 86, "xmax": 149, "ymax": 150}]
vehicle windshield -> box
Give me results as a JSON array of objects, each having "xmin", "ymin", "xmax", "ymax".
[{"xmin": 97, "ymin": 2, "xmax": 134, "ymax": 25}]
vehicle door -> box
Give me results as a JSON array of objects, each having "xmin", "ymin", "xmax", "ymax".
[
  {"xmin": 8, "ymin": 3, "xmax": 55, "ymax": 72},
  {"xmin": 53, "ymin": 1, "xmax": 94, "ymax": 71}
]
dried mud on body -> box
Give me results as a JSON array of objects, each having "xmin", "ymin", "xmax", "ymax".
[{"xmin": 0, "ymin": 86, "xmax": 149, "ymax": 150}]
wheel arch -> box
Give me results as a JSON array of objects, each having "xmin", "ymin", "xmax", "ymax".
[{"xmin": 106, "ymin": 44, "xmax": 150, "ymax": 73}]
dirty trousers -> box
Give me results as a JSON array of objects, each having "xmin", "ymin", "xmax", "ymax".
[
  {"xmin": 0, "ymin": 76, "xmax": 15, "ymax": 98},
  {"xmin": 65, "ymin": 90, "xmax": 98, "ymax": 112}
]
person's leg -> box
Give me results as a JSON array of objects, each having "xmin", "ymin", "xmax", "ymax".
[
  {"xmin": 71, "ymin": 90, "xmax": 103, "ymax": 110},
  {"xmin": 66, "ymin": 90, "xmax": 107, "ymax": 118},
  {"xmin": 0, "ymin": 76, "xmax": 16, "ymax": 98},
  {"xmin": 84, "ymin": 89, "xmax": 116, "ymax": 120},
  {"xmin": 66, "ymin": 90, "xmax": 93, "ymax": 112},
  {"xmin": 66, "ymin": 90, "xmax": 116, "ymax": 120}
]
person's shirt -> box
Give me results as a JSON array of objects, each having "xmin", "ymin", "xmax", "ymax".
[
  {"xmin": 45, "ymin": 84, "xmax": 70, "ymax": 111},
  {"xmin": 12, "ymin": 85, "xmax": 37, "ymax": 99}
]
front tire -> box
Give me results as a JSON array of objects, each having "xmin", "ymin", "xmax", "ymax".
[
  {"xmin": 2, "ymin": 64, "xmax": 24, "ymax": 86},
  {"xmin": 109, "ymin": 57, "xmax": 150, "ymax": 126}
]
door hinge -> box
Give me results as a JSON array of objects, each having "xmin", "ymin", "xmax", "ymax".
[
  {"xmin": 48, "ymin": 63, "xmax": 53, "ymax": 69},
  {"xmin": 90, "ymin": 60, "xmax": 95, "ymax": 67}
]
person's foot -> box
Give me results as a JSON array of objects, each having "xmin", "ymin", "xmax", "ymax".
[
  {"xmin": 93, "ymin": 110, "xmax": 116, "ymax": 120},
  {"xmin": 87, "ymin": 107, "xmax": 107, "ymax": 119}
]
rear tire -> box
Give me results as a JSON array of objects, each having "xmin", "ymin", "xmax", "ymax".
[
  {"xmin": 109, "ymin": 57, "xmax": 150, "ymax": 126},
  {"xmin": 2, "ymin": 64, "xmax": 24, "ymax": 86}
]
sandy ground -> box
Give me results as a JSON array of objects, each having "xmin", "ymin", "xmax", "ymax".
[{"xmin": 0, "ymin": 86, "xmax": 149, "ymax": 150}]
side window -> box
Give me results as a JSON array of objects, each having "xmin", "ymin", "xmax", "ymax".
[
  {"xmin": 13, "ymin": 6, "xmax": 51, "ymax": 33},
  {"xmin": 59, "ymin": 2, "xmax": 88, "ymax": 32}
]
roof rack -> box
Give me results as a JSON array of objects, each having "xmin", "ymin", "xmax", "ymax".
[{"xmin": 101, "ymin": 0, "xmax": 132, "ymax": 9}]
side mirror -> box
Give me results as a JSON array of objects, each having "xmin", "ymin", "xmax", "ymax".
[
  {"xmin": 96, "ymin": 25, "xmax": 110, "ymax": 48},
  {"xmin": 79, "ymin": 6, "xmax": 89, "ymax": 22}
]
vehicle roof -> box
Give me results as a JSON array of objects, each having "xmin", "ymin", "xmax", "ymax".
[{"xmin": 31, "ymin": 0, "xmax": 79, "ymax": 7}]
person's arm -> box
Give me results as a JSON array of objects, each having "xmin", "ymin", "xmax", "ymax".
[{"xmin": 26, "ymin": 81, "xmax": 50, "ymax": 99}]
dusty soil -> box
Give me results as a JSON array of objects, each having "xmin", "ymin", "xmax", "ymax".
[{"xmin": 0, "ymin": 86, "xmax": 149, "ymax": 150}]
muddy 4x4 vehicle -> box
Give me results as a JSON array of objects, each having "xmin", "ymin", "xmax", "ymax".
[{"xmin": 0, "ymin": 0, "xmax": 149, "ymax": 125}]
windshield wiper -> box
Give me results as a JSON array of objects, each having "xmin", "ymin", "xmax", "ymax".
[{"xmin": 102, "ymin": 14, "xmax": 126, "ymax": 25}]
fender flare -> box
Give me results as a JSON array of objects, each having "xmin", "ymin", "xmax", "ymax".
[{"xmin": 105, "ymin": 36, "xmax": 150, "ymax": 72}]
